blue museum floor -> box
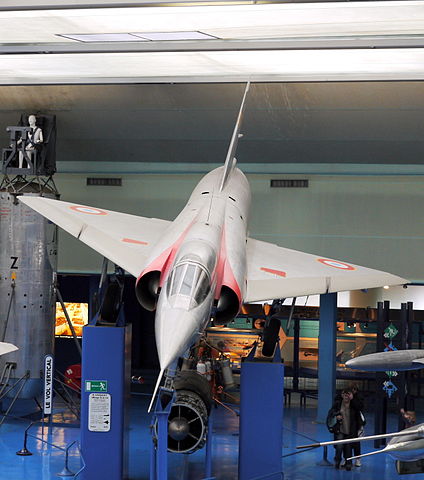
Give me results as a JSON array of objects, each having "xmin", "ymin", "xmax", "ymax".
[{"xmin": 0, "ymin": 392, "xmax": 422, "ymax": 479}]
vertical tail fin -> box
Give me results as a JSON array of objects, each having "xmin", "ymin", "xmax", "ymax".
[{"xmin": 219, "ymin": 82, "xmax": 250, "ymax": 192}]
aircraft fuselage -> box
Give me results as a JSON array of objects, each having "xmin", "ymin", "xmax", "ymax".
[
  {"xmin": 137, "ymin": 166, "xmax": 251, "ymax": 371},
  {"xmin": 386, "ymin": 426, "xmax": 424, "ymax": 461}
]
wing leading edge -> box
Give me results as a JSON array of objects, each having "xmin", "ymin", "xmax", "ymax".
[
  {"xmin": 19, "ymin": 196, "xmax": 171, "ymax": 277},
  {"xmin": 20, "ymin": 197, "xmax": 407, "ymax": 300},
  {"xmin": 245, "ymin": 238, "xmax": 407, "ymax": 303}
]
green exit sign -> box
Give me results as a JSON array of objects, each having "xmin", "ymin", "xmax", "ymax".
[{"xmin": 85, "ymin": 380, "xmax": 108, "ymax": 392}]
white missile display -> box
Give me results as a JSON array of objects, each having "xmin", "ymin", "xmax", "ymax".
[
  {"xmin": 18, "ymin": 83, "xmax": 407, "ymax": 410},
  {"xmin": 298, "ymin": 423, "xmax": 424, "ymax": 463},
  {"xmin": 346, "ymin": 349, "xmax": 424, "ymax": 371}
]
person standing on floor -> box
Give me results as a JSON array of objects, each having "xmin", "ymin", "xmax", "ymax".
[
  {"xmin": 400, "ymin": 408, "xmax": 416, "ymax": 429},
  {"xmin": 349, "ymin": 383, "xmax": 365, "ymax": 467},
  {"xmin": 327, "ymin": 388, "xmax": 364, "ymax": 471}
]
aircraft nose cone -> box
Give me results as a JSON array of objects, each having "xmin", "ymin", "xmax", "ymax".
[
  {"xmin": 155, "ymin": 306, "xmax": 199, "ymax": 370},
  {"xmin": 346, "ymin": 354, "xmax": 387, "ymax": 371},
  {"xmin": 345, "ymin": 357, "xmax": 369, "ymax": 370}
]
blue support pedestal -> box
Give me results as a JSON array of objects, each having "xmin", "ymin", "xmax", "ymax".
[
  {"xmin": 150, "ymin": 389, "xmax": 175, "ymax": 480},
  {"xmin": 239, "ymin": 360, "xmax": 284, "ymax": 480},
  {"xmin": 150, "ymin": 388, "xmax": 216, "ymax": 480},
  {"xmin": 204, "ymin": 409, "xmax": 214, "ymax": 479},
  {"xmin": 80, "ymin": 325, "xmax": 131, "ymax": 480},
  {"xmin": 317, "ymin": 293, "xmax": 337, "ymax": 424}
]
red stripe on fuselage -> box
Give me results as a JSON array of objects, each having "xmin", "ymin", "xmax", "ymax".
[{"xmin": 136, "ymin": 224, "xmax": 192, "ymax": 288}]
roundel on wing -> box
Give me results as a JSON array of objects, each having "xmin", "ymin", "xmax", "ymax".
[
  {"xmin": 70, "ymin": 206, "xmax": 108, "ymax": 215},
  {"xmin": 317, "ymin": 258, "xmax": 355, "ymax": 271}
]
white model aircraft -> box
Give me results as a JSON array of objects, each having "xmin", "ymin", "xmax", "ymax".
[
  {"xmin": 19, "ymin": 84, "xmax": 407, "ymax": 410},
  {"xmin": 298, "ymin": 423, "xmax": 424, "ymax": 464},
  {"xmin": 0, "ymin": 342, "xmax": 18, "ymax": 356},
  {"xmin": 347, "ymin": 349, "xmax": 424, "ymax": 371}
]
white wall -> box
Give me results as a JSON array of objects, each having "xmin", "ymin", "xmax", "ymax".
[{"xmin": 349, "ymin": 285, "xmax": 424, "ymax": 309}]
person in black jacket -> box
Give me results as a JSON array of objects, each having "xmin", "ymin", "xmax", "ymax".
[{"xmin": 327, "ymin": 388, "xmax": 364, "ymax": 471}]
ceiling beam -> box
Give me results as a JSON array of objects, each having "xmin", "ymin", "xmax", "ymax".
[{"xmin": 2, "ymin": 35, "xmax": 424, "ymax": 54}]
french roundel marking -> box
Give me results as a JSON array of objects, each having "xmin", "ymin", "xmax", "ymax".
[
  {"xmin": 317, "ymin": 258, "xmax": 355, "ymax": 271},
  {"xmin": 70, "ymin": 206, "xmax": 107, "ymax": 215}
]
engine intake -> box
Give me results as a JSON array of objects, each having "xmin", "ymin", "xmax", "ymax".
[
  {"xmin": 135, "ymin": 270, "xmax": 160, "ymax": 311},
  {"xmin": 215, "ymin": 285, "xmax": 240, "ymax": 324}
]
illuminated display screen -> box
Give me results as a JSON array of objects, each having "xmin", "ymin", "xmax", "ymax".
[{"xmin": 55, "ymin": 302, "xmax": 88, "ymax": 337}]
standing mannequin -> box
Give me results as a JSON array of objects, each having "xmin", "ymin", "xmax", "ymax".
[{"xmin": 18, "ymin": 115, "xmax": 43, "ymax": 169}]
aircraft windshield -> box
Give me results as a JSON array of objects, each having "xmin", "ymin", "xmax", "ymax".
[{"xmin": 166, "ymin": 261, "xmax": 210, "ymax": 310}]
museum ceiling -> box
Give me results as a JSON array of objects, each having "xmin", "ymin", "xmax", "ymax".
[
  {"xmin": 0, "ymin": 82, "xmax": 423, "ymax": 170},
  {"xmin": 0, "ymin": 1, "xmax": 423, "ymax": 171}
]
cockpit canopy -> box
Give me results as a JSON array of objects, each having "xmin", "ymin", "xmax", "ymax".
[{"xmin": 166, "ymin": 259, "xmax": 211, "ymax": 310}]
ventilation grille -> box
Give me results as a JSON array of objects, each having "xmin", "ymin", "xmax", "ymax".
[
  {"xmin": 270, "ymin": 179, "xmax": 309, "ymax": 188},
  {"xmin": 87, "ymin": 178, "xmax": 122, "ymax": 186}
]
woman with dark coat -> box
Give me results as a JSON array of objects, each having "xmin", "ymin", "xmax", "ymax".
[
  {"xmin": 350, "ymin": 383, "xmax": 365, "ymax": 465},
  {"xmin": 327, "ymin": 388, "xmax": 364, "ymax": 471}
]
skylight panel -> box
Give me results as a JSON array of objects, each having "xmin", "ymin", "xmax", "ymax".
[
  {"xmin": 58, "ymin": 31, "xmax": 216, "ymax": 43},
  {"xmin": 58, "ymin": 33, "xmax": 149, "ymax": 42},
  {"xmin": 133, "ymin": 31, "xmax": 217, "ymax": 41}
]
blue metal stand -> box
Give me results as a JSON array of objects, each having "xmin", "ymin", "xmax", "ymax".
[
  {"xmin": 80, "ymin": 325, "xmax": 131, "ymax": 480},
  {"xmin": 238, "ymin": 349, "xmax": 284, "ymax": 480},
  {"xmin": 150, "ymin": 387, "xmax": 216, "ymax": 480},
  {"xmin": 204, "ymin": 409, "xmax": 214, "ymax": 479},
  {"xmin": 150, "ymin": 388, "xmax": 175, "ymax": 480},
  {"xmin": 317, "ymin": 293, "xmax": 337, "ymax": 424}
]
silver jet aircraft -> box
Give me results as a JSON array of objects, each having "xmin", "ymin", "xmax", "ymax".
[
  {"xmin": 19, "ymin": 84, "xmax": 407, "ymax": 410},
  {"xmin": 298, "ymin": 423, "xmax": 424, "ymax": 465},
  {"xmin": 346, "ymin": 349, "xmax": 424, "ymax": 371}
]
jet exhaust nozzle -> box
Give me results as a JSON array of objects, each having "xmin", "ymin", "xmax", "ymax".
[
  {"xmin": 153, "ymin": 370, "xmax": 212, "ymax": 454},
  {"xmin": 166, "ymin": 389, "xmax": 208, "ymax": 453}
]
